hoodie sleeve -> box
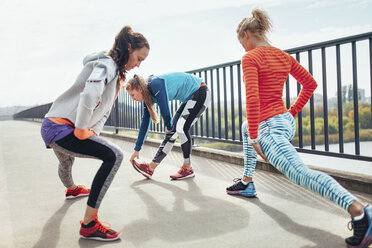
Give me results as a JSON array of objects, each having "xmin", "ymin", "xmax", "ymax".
[
  {"xmin": 75, "ymin": 65, "xmax": 107, "ymax": 130},
  {"xmin": 90, "ymin": 108, "xmax": 111, "ymax": 135}
]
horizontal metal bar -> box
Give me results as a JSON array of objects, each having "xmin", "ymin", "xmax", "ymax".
[{"xmin": 296, "ymin": 148, "xmax": 372, "ymax": 162}]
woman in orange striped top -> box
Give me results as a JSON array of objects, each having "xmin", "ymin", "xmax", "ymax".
[{"xmin": 226, "ymin": 8, "xmax": 372, "ymax": 248}]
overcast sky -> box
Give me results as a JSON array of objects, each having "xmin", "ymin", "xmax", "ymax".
[{"xmin": 0, "ymin": 0, "xmax": 371, "ymax": 107}]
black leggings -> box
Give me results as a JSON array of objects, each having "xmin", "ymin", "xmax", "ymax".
[
  {"xmin": 50, "ymin": 133, "xmax": 123, "ymax": 208},
  {"xmin": 152, "ymin": 86, "xmax": 211, "ymax": 164}
]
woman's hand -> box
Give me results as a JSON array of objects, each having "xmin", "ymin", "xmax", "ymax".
[
  {"xmin": 73, "ymin": 128, "xmax": 96, "ymax": 140},
  {"xmin": 130, "ymin": 150, "xmax": 140, "ymax": 163},
  {"xmin": 251, "ymin": 142, "xmax": 269, "ymax": 163}
]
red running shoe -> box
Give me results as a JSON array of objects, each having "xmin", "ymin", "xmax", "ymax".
[
  {"xmin": 65, "ymin": 185, "xmax": 90, "ymax": 199},
  {"xmin": 132, "ymin": 160, "xmax": 154, "ymax": 179},
  {"xmin": 170, "ymin": 166, "xmax": 195, "ymax": 180},
  {"xmin": 80, "ymin": 216, "xmax": 120, "ymax": 241}
]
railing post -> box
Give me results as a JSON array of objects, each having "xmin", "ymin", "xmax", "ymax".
[{"xmin": 115, "ymin": 98, "xmax": 119, "ymax": 134}]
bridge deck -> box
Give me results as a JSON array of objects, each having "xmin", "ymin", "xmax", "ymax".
[{"xmin": 1, "ymin": 120, "xmax": 371, "ymax": 248}]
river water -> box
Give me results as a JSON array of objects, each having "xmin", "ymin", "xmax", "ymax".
[{"xmin": 300, "ymin": 141, "xmax": 372, "ymax": 176}]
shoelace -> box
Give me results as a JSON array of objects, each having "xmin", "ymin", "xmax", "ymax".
[
  {"xmin": 92, "ymin": 215, "xmax": 112, "ymax": 234},
  {"xmin": 347, "ymin": 220, "xmax": 353, "ymax": 231},
  {"xmin": 228, "ymin": 178, "xmax": 244, "ymax": 190},
  {"xmin": 67, "ymin": 185, "xmax": 86, "ymax": 193},
  {"xmin": 80, "ymin": 215, "xmax": 111, "ymax": 234},
  {"xmin": 94, "ymin": 221, "xmax": 111, "ymax": 234},
  {"xmin": 347, "ymin": 219, "xmax": 368, "ymax": 241},
  {"xmin": 233, "ymin": 178, "xmax": 242, "ymax": 183},
  {"xmin": 179, "ymin": 166, "xmax": 192, "ymax": 173}
]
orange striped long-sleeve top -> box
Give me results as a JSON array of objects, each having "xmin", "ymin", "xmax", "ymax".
[{"xmin": 242, "ymin": 46, "xmax": 317, "ymax": 139}]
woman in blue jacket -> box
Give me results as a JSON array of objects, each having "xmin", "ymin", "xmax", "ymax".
[{"xmin": 126, "ymin": 72, "xmax": 211, "ymax": 180}]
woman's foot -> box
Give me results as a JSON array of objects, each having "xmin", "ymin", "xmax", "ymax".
[
  {"xmin": 65, "ymin": 185, "xmax": 90, "ymax": 199},
  {"xmin": 226, "ymin": 178, "xmax": 257, "ymax": 197},
  {"xmin": 132, "ymin": 160, "xmax": 154, "ymax": 179},
  {"xmin": 345, "ymin": 205, "xmax": 372, "ymax": 248},
  {"xmin": 80, "ymin": 215, "xmax": 121, "ymax": 241},
  {"xmin": 170, "ymin": 166, "xmax": 194, "ymax": 180}
]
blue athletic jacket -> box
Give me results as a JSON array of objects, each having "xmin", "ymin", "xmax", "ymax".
[{"xmin": 134, "ymin": 72, "xmax": 202, "ymax": 151}]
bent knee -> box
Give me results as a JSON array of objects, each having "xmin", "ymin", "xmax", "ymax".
[
  {"xmin": 105, "ymin": 147, "xmax": 123, "ymax": 165},
  {"xmin": 176, "ymin": 122, "xmax": 186, "ymax": 135}
]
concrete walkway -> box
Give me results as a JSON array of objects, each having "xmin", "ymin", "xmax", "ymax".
[{"xmin": 1, "ymin": 120, "xmax": 371, "ymax": 248}]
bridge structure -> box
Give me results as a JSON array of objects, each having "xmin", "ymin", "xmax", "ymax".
[{"xmin": 3, "ymin": 32, "xmax": 372, "ymax": 247}]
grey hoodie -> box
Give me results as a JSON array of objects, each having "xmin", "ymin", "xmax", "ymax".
[{"xmin": 45, "ymin": 51, "xmax": 119, "ymax": 135}]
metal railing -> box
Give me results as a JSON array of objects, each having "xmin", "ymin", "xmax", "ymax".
[{"xmin": 14, "ymin": 32, "xmax": 372, "ymax": 162}]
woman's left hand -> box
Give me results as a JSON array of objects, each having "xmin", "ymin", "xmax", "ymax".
[{"xmin": 251, "ymin": 142, "xmax": 269, "ymax": 163}]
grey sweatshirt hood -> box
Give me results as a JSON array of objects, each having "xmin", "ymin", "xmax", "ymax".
[{"xmin": 83, "ymin": 51, "xmax": 112, "ymax": 65}]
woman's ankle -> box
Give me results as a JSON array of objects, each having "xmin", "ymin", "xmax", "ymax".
[
  {"xmin": 349, "ymin": 201, "xmax": 365, "ymax": 217},
  {"xmin": 242, "ymin": 177, "xmax": 253, "ymax": 183},
  {"xmin": 67, "ymin": 184, "xmax": 77, "ymax": 191},
  {"xmin": 182, "ymin": 163, "xmax": 191, "ymax": 169},
  {"xmin": 149, "ymin": 162, "xmax": 158, "ymax": 170}
]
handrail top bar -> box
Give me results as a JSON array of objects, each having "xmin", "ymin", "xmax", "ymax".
[
  {"xmin": 186, "ymin": 31, "xmax": 372, "ymax": 73},
  {"xmin": 186, "ymin": 60, "xmax": 241, "ymax": 74},
  {"xmin": 285, "ymin": 31, "xmax": 372, "ymax": 53}
]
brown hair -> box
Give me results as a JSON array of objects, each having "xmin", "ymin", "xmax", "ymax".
[
  {"xmin": 126, "ymin": 75, "xmax": 158, "ymax": 123},
  {"xmin": 236, "ymin": 8, "xmax": 272, "ymax": 40},
  {"xmin": 107, "ymin": 26, "xmax": 150, "ymax": 82}
]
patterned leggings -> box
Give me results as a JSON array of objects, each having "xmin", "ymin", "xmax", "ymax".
[
  {"xmin": 152, "ymin": 86, "xmax": 211, "ymax": 164},
  {"xmin": 49, "ymin": 133, "xmax": 123, "ymax": 209},
  {"xmin": 242, "ymin": 112, "xmax": 356, "ymax": 211}
]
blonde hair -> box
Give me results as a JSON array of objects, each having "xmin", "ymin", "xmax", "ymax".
[
  {"xmin": 237, "ymin": 8, "xmax": 272, "ymax": 40},
  {"xmin": 126, "ymin": 75, "xmax": 159, "ymax": 123}
]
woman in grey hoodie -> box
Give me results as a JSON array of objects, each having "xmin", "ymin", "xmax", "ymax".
[{"xmin": 41, "ymin": 26, "xmax": 149, "ymax": 241}]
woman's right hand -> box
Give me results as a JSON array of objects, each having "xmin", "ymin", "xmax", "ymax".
[
  {"xmin": 73, "ymin": 128, "xmax": 96, "ymax": 140},
  {"xmin": 130, "ymin": 150, "xmax": 140, "ymax": 163}
]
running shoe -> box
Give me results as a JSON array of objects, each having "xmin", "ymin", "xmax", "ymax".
[
  {"xmin": 65, "ymin": 185, "xmax": 90, "ymax": 199},
  {"xmin": 132, "ymin": 160, "xmax": 153, "ymax": 179},
  {"xmin": 345, "ymin": 205, "xmax": 372, "ymax": 248},
  {"xmin": 170, "ymin": 166, "xmax": 195, "ymax": 180},
  {"xmin": 80, "ymin": 216, "xmax": 120, "ymax": 241},
  {"xmin": 226, "ymin": 178, "xmax": 257, "ymax": 197}
]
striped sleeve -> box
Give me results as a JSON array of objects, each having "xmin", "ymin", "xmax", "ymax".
[
  {"xmin": 242, "ymin": 54, "xmax": 260, "ymax": 139},
  {"xmin": 288, "ymin": 56, "xmax": 318, "ymax": 116}
]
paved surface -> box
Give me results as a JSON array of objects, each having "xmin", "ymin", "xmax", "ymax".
[{"xmin": 1, "ymin": 120, "xmax": 372, "ymax": 248}]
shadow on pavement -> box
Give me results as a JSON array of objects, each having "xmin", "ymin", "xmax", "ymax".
[
  {"xmin": 247, "ymin": 197, "xmax": 347, "ymax": 248},
  {"xmin": 32, "ymin": 199, "xmax": 80, "ymax": 248},
  {"xmin": 121, "ymin": 179, "xmax": 249, "ymax": 246}
]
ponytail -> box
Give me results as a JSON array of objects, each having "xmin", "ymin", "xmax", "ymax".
[{"xmin": 237, "ymin": 8, "xmax": 272, "ymax": 40}]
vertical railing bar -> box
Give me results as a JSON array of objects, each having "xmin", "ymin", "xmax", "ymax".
[
  {"xmin": 296, "ymin": 52, "xmax": 303, "ymax": 148},
  {"xmin": 230, "ymin": 65, "xmax": 235, "ymax": 141},
  {"xmin": 308, "ymin": 50, "xmax": 316, "ymax": 150},
  {"xmin": 285, "ymin": 77, "xmax": 290, "ymax": 109},
  {"xmin": 223, "ymin": 67, "xmax": 228, "ymax": 139},
  {"xmin": 322, "ymin": 47, "xmax": 329, "ymax": 151},
  {"xmin": 369, "ymin": 38, "xmax": 372, "ymax": 136},
  {"xmin": 217, "ymin": 68, "xmax": 222, "ymax": 139},
  {"xmin": 352, "ymin": 41, "xmax": 360, "ymax": 155},
  {"xmin": 237, "ymin": 64, "xmax": 243, "ymax": 141},
  {"xmin": 336, "ymin": 44, "xmax": 344, "ymax": 153},
  {"xmin": 204, "ymin": 71, "xmax": 209, "ymax": 138},
  {"xmin": 210, "ymin": 69, "xmax": 215, "ymax": 138}
]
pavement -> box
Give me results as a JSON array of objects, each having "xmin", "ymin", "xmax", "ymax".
[{"xmin": 1, "ymin": 120, "xmax": 372, "ymax": 248}]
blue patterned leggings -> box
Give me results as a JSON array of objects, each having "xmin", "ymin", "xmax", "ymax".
[{"xmin": 242, "ymin": 112, "xmax": 356, "ymax": 211}]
